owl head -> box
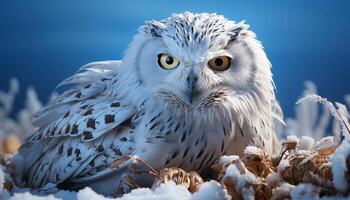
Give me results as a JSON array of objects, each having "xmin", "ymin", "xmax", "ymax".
[{"xmin": 120, "ymin": 12, "xmax": 275, "ymax": 117}]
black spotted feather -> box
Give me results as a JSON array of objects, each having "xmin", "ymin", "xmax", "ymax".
[{"xmin": 12, "ymin": 60, "xmax": 137, "ymax": 189}]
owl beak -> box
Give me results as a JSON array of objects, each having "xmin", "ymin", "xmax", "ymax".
[{"xmin": 186, "ymin": 73, "xmax": 198, "ymax": 103}]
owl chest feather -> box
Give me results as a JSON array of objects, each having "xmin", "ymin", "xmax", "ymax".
[{"xmin": 135, "ymin": 103, "xmax": 240, "ymax": 172}]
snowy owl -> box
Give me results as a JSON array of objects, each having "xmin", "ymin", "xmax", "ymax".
[{"xmin": 12, "ymin": 12, "xmax": 282, "ymax": 196}]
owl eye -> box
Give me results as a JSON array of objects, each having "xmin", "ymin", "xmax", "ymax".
[
  {"xmin": 208, "ymin": 56, "xmax": 231, "ymax": 71},
  {"xmin": 157, "ymin": 53, "xmax": 180, "ymax": 70}
]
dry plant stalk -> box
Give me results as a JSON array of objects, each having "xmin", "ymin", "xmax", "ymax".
[
  {"xmin": 222, "ymin": 173, "xmax": 273, "ymax": 200},
  {"xmin": 108, "ymin": 135, "xmax": 345, "ymax": 199},
  {"xmin": 282, "ymin": 141, "xmax": 298, "ymax": 151},
  {"xmin": 112, "ymin": 156, "xmax": 204, "ymax": 193},
  {"xmin": 153, "ymin": 167, "xmax": 203, "ymax": 193},
  {"xmin": 279, "ymin": 145, "xmax": 337, "ymax": 190},
  {"xmin": 222, "ymin": 177, "xmax": 242, "ymax": 200},
  {"xmin": 313, "ymin": 146, "xmax": 336, "ymax": 167},
  {"xmin": 188, "ymin": 171, "xmax": 204, "ymax": 193},
  {"xmin": 220, "ymin": 159, "xmax": 273, "ymax": 200},
  {"xmin": 254, "ymin": 182, "xmax": 273, "ymax": 200},
  {"xmin": 213, "ymin": 142, "xmax": 343, "ymax": 199},
  {"xmin": 3, "ymin": 181, "xmax": 14, "ymax": 192},
  {"xmin": 153, "ymin": 168, "xmax": 191, "ymax": 189},
  {"xmin": 318, "ymin": 164, "xmax": 332, "ymax": 180},
  {"xmin": 242, "ymin": 147, "xmax": 276, "ymax": 178},
  {"xmin": 276, "ymin": 140, "xmax": 298, "ymax": 166},
  {"xmin": 211, "ymin": 155, "xmax": 243, "ymax": 181},
  {"xmin": 0, "ymin": 135, "xmax": 21, "ymax": 154},
  {"xmin": 281, "ymin": 155, "xmax": 319, "ymax": 185}
]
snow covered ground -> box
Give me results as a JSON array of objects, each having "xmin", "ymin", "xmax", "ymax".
[{"xmin": 0, "ymin": 180, "xmax": 229, "ymax": 200}]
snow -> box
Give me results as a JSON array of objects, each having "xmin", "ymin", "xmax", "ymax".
[
  {"xmin": 282, "ymin": 135, "xmax": 316, "ymax": 151},
  {"xmin": 119, "ymin": 181, "xmax": 191, "ymax": 200},
  {"xmin": 53, "ymin": 189, "xmax": 77, "ymax": 200},
  {"xmin": 218, "ymin": 155, "xmax": 239, "ymax": 165},
  {"xmin": 331, "ymin": 140, "xmax": 350, "ymax": 192},
  {"xmin": 298, "ymin": 136, "xmax": 315, "ymax": 150},
  {"xmin": 290, "ymin": 184, "xmax": 350, "ymax": 200},
  {"xmin": 191, "ymin": 181, "xmax": 230, "ymax": 200},
  {"xmin": 277, "ymin": 159, "xmax": 290, "ymax": 173},
  {"xmin": 0, "ymin": 180, "xmax": 230, "ymax": 200},
  {"xmin": 117, "ymin": 181, "xmax": 229, "ymax": 200},
  {"xmin": 9, "ymin": 192, "xmax": 60, "ymax": 200},
  {"xmin": 290, "ymin": 183, "xmax": 320, "ymax": 200},
  {"xmin": 243, "ymin": 146, "xmax": 263, "ymax": 155},
  {"xmin": 335, "ymin": 102, "xmax": 350, "ymax": 141},
  {"xmin": 271, "ymin": 182, "xmax": 294, "ymax": 200},
  {"xmin": 224, "ymin": 164, "xmax": 258, "ymax": 200},
  {"xmin": 266, "ymin": 172, "xmax": 282, "ymax": 188},
  {"xmin": 77, "ymin": 187, "xmax": 115, "ymax": 200},
  {"xmin": 225, "ymin": 164, "xmax": 259, "ymax": 186},
  {"xmin": 320, "ymin": 196, "xmax": 350, "ymax": 200},
  {"xmin": 286, "ymin": 135, "xmax": 300, "ymax": 144},
  {"xmin": 0, "ymin": 167, "xmax": 4, "ymax": 193}
]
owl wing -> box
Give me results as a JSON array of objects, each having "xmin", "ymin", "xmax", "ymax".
[
  {"xmin": 13, "ymin": 60, "xmax": 137, "ymax": 188},
  {"xmin": 28, "ymin": 60, "xmax": 132, "ymax": 142}
]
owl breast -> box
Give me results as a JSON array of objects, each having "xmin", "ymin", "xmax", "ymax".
[{"xmin": 133, "ymin": 100, "xmax": 260, "ymax": 175}]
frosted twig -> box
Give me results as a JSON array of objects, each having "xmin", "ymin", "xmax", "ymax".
[{"xmin": 297, "ymin": 94, "xmax": 350, "ymax": 141}]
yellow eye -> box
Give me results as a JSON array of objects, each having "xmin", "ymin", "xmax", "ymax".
[
  {"xmin": 157, "ymin": 53, "xmax": 180, "ymax": 69},
  {"xmin": 208, "ymin": 56, "xmax": 231, "ymax": 71}
]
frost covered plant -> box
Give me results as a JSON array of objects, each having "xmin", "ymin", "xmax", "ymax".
[
  {"xmin": 297, "ymin": 94, "xmax": 350, "ymax": 142},
  {"xmin": 152, "ymin": 167, "xmax": 204, "ymax": 193},
  {"xmin": 278, "ymin": 135, "xmax": 336, "ymax": 184},
  {"xmin": 242, "ymin": 146, "xmax": 275, "ymax": 178},
  {"xmin": 281, "ymin": 81, "xmax": 332, "ymax": 140},
  {"xmin": 280, "ymin": 81, "xmax": 350, "ymax": 142},
  {"xmin": 223, "ymin": 163, "xmax": 271, "ymax": 200},
  {"xmin": 212, "ymin": 149, "xmax": 277, "ymax": 200},
  {"xmin": 0, "ymin": 79, "xmax": 57, "ymax": 148},
  {"xmin": 0, "ymin": 78, "xmax": 21, "ymax": 140},
  {"xmin": 215, "ymin": 136, "xmax": 349, "ymax": 199}
]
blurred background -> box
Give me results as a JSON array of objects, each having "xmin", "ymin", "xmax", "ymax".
[{"xmin": 0, "ymin": 0, "xmax": 349, "ymax": 118}]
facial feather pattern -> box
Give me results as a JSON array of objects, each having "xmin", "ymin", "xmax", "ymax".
[{"xmin": 12, "ymin": 12, "xmax": 283, "ymax": 196}]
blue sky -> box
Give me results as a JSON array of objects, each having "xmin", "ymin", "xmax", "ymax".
[{"xmin": 0, "ymin": 0, "xmax": 349, "ymax": 117}]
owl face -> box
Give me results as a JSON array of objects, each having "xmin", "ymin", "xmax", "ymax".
[{"xmin": 123, "ymin": 12, "xmax": 273, "ymax": 110}]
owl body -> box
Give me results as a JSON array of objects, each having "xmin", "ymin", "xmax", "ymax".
[{"xmin": 12, "ymin": 12, "xmax": 282, "ymax": 196}]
